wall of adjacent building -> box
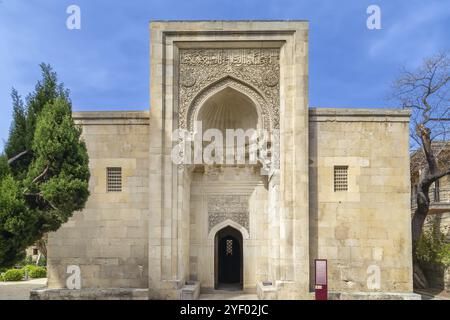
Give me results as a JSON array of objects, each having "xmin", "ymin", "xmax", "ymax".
[
  {"xmin": 47, "ymin": 111, "xmax": 150, "ymax": 289},
  {"xmin": 308, "ymin": 108, "xmax": 413, "ymax": 293}
]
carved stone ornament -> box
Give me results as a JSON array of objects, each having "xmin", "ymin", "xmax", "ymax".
[
  {"xmin": 207, "ymin": 194, "xmax": 250, "ymax": 233},
  {"xmin": 180, "ymin": 72, "xmax": 196, "ymax": 87},
  {"xmin": 178, "ymin": 48, "xmax": 280, "ymax": 131},
  {"xmin": 263, "ymin": 69, "xmax": 279, "ymax": 87}
]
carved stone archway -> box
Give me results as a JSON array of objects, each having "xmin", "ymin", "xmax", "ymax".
[
  {"xmin": 178, "ymin": 48, "xmax": 281, "ymax": 132},
  {"xmin": 185, "ymin": 76, "xmax": 273, "ymax": 132},
  {"xmin": 208, "ymin": 219, "xmax": 250, "ymax": 240}
]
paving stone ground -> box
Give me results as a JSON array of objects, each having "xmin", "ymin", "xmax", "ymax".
[
  {"xmin": 0, "ymin": 278, "xmax": 47, "ymax": 300},
  {"xmin": 3, "ymin": 280, "xmax": 442, "ymax": 300},
  {"xmin": 199, "ymin": 291, "xmax": 258, "ymax": 300}
]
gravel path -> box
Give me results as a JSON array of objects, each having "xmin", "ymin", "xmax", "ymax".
[{"xmin": 0, "ymin": 278, "xmax": 47, "ymax": 300}]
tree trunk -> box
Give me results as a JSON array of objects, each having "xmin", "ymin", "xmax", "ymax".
[
  {"xmin": 411, "ymin": 187, "xmax": 430, "ymax": 245},
  {"xmin": 411, "ymin": 125, "xmax": 438, "ymax": 244},
  {"xmin": 35, "ymin": 235, "xmax": 47, "ymax": 260},
  {"xmin": 411, "ymin": 187, "xmax": 431, "ymax": 289},
  {"xmin": 413, "ymin": 261, "xmax": 429, "ymax": 289}
]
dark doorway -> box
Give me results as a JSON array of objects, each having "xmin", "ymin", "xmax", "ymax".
[{"xmin": 215, "ymin": 226, "xmax": 243, "ymax": 290}]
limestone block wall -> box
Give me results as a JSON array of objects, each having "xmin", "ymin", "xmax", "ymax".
[
  {"xmin": 309, "ymin": 108, "xmax": 413, "ymax": 293},
  {"xmin": 47, "ymin": 111, "xmax": 150, "ymax": 289},
  {"xmin": 267, "ymin": 174, "xmax": 280, "ymax": 282},
  {"xmin": 249, "ymin": 183, "xmax": 269, "ymax": 284}
]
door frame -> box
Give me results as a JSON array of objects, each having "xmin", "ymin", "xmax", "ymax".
[{"xmin": 214, "ymin": 226, "xmax": 243, "ymax": 290}]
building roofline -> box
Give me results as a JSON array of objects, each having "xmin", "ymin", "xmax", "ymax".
[
  {"xmin": 309, "ymin": 107, "xmax": 411, "ymax": 117},
  {"xmin": 150, "ymin": 19, "xmax": 309, "ymax": 22},
  {"xmin": 73, "ymin": 111, "xmax": 148, "ymax": 119},
  {"xmin": 149, "ymin": 20, "xmax": 309, "ymax": 31},
  {"xmin": 72, "ymin": 111, "xmax": 149, "ymax": 125},
  {"xmin": 72, "ymin": 108, "xmax": 410, "ymax": 120}
]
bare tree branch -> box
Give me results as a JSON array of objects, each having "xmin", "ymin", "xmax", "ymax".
[
  {"xmin": 7, "ymin": 150, "xmax": 29, "ymax": 165},
  {"xmin": 32, "ymin": 165, "xmax": 49, "ymax": 184},
  {"xmin": 391, "ymin": 50, "xmax": 450, "ymax": 257}
]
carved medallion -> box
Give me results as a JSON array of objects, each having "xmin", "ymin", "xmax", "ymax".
[
  {"xmin": 180, "ymin": 73, "xmax": 196, "ymax": 87},
  {"xmin": 263, "ymin": 69, "xmax": 279, "ymax": 87}
]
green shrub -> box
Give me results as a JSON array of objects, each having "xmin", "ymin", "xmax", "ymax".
[
  {"xmin": 3, "ymin": 269, "xmax": 24, "ymax": 281},
  {"xmin": 18, "ymin": 256, "xmax": 33, "ymax": 267},
  {"xmin": 22, "ymin": 264, "xmax": 36, "ymax": 276},
  {"xmin": 37, "ymin": 256, "xmax": 46, "ymax": 267},
  {"xmin": 416, "ymin": 224, "xmax": 450, "ymax": 268},
  {"xmin": 28, "ymin": 266, "xmax": 46, "ymax": 278}
]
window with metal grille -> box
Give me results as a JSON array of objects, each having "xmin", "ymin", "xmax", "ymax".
[
  {"xmin": 334, "ymin": 166, "xmax": 348, "ymax": 191},
  {"xmin": 226, "ymin": 239, "xmax": 233, "ymax": 256},
  {"xmin": 107, "ymin": 167, "xmax": 122, "ymax": 192}
]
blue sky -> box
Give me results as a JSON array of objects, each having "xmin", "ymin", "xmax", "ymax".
[{"xmin": 0, "ymin": 0, "xmax": 449, "ymax": 151}]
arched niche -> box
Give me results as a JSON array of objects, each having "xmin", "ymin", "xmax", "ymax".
[
  {"xmin": 185, "ymin": 77, "xmax": 272, "ymax": 133},
  {"xmin": 196, "ymin": 87, "xmax": 259, "ymax": 134}
]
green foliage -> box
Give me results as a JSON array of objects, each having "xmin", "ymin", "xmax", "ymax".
[
  {"xmin": 0, "ymin": 64, "xmax": 90, "ymax": 268},
  {"xmin": 0, "ymin": 175, "xmax": 36, "ymax": 267},
  {"xmin": 20, "ymin": 255, "xmax": 34, "ymax": 266},
  {"xmin": 5, "ymin": 89, "xmax": 28, "ymax": 179},
  {"xmin": 2, "ymin": 268, "xmax": 24, "ymax": 281},
  {"xmin": 25, "ymin": 98, "xmax": 90, "ymax": 232},
  {"xmin": 0, "ymin": 266, "xmax": 6, "ymax": 280},
  {"xmin": 0, "ymin": 156, "xmax": 10, "ymax": 179},
  {"xmin": 37, "ymin": 256, "xmax": 46, "ymax": 267},
  {"xmin": 416, "ymin": 224, "xmax": 450, "ymax": 268},
  {"xmin": 22, "ymin": 264, "xmax": 33, "ymax": 273},
  {"xmin": 25, "ymin": 265, "xmax": 46, "ymax": 278}
]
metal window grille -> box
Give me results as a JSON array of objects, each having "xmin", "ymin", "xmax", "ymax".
[
  {"xmin": 107, "ymin": 167, "xmax": 122, "ymax": 192},
  {"xmin": 334, "ymin": 166, "xmax": 348, "ymax": 191},
  {"xmin": 226, "ymin": 239, "xmax": 233, "ymax": 256}
]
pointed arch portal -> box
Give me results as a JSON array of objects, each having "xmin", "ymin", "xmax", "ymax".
[{"xmin": 214, "ymin": 226, "xmax": 243, "ymax": 290}]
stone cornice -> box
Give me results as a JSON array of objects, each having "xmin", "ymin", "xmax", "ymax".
[
  {"xmin": 309, "ymin": 108, "xmax": 411, "ymax": 122},
  {"xmin": 72, "ymin": 108, "xmax": 410, "ymax": 125},
  {"xmin": 72, "ymin": 111, "xmax": 149, "ymax": 125}
]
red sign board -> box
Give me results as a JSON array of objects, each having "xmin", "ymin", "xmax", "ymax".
[{"xmin": 315, "ymin": 259, "xmax": 328, "ymax": 300}]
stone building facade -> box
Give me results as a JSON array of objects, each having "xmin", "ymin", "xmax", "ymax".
[{"xmin": 37, "ymin": 21, "xmax": 418, "ymax": 300}]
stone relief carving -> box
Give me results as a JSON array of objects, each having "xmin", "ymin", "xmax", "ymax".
[
  {"xmin": 180, "ymin": 72, "xmax": 196, "ymax": 88},
  {"xmin": 207, "ymin": 194, "xmax": 249, "ymax": 233},
  {"xmin": 178, "ymin": 48, "xmax": 280, "ymax": 131}
]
